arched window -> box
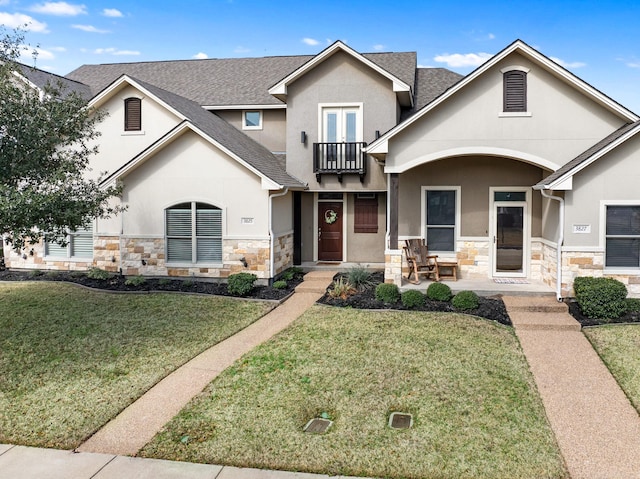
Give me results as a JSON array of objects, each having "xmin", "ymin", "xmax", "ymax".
[
  {"xmin": 165, "ymin": 202, "xmax": 222, "ymax": 263},
  {"xmin": 124, "ymin": 97, "xmax": 142, "ymax": 131},
  {"xmin": 503, "ymin": 70, "xmax": 527, "ymax": 112}
]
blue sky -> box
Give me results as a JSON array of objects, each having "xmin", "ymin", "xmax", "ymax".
[{"xmin": 3, "ymin": 0, "xmax": 640, "ymax": 112}]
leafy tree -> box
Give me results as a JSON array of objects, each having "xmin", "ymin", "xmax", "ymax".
[{"xmin": 0, "ymin": 27, "xmax": 123, "ymax": 250}]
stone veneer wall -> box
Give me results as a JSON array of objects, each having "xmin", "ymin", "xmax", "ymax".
[
  {"xmin": 2, "ymin": 239, "xmax": 93, "ymax": 271},
  {"xmin": 273, "ymin": 232, "xmax": 294, "ymax": 277}
]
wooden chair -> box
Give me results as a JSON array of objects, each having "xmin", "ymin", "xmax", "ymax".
[{"xmin": 403, "ymin": 238, "xmax": 439, "ymax": 284}]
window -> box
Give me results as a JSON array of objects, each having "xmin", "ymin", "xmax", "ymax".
[
  {"xmin": 354, "ymin": 194, "xmax": 378, "ymax": 233},
  {"xmin": 124, "ymin": 97, "xmax": 142, "ymax": 131},
  {"xmin": 166, "ymin": 202, "xmax": 222, "ymax": 263},
  {"xmin": 242, "ymin": 110, "xmax": 262, "ymax": 130},
  {"xmin": 425, "ymin": 189, "xmax": 457, "ymax": 252},
  {"xmin": 605, "ymin": 205, "xmax": 640, "ymax": 267},
  {"xmin": 45, "ymin": 226, "xmax": 93, "ymax": 259},
  {"xmin": 503, "ymin": 70, "xmax": 527, "ymax": 112}
]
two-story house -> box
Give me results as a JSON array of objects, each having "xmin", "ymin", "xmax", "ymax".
[{"xmin": 5, "ymin": 39, "xmax": 640, "ymax": 298}]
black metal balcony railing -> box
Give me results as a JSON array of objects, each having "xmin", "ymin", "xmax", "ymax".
[{"xmin": 313, "ymin": 142, "xmax": 367, "ymax": 183}]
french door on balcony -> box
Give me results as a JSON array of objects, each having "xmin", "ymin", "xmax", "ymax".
[{"xmin": 322, "ymin": 106, "xmax": 361, "ymax": 169}]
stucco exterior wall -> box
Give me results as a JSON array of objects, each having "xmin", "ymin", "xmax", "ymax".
[
  {"xmin": 285, "ymin": 51, "xmax": 396, "ymax": 190},
  {"xmin": 387, "ymin": 53, "xmax": 625, "ymax": 174},
  {"xmin": 214, "ymin": 109, "xmax": 286, "ymax": 153},
  {"xmin": 346, "ymin": 193, "xmax": 386, "ymax": 263},
  {"xmin": 89, "ymin": 84, "xmax": 182, "ymax": 180},
  {"xmin": 397, "ymin": 156, "xmax": 544, "ymax": 238}
]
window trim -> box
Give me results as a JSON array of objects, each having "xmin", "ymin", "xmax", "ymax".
[
  {"xmin": 602, "ymin": 200, "xmax": 640, "ymax": 269},
  {"xmin": 44, "ymin": 226, "xmax": 94, "ymax": 260},
  {"xmin": 317, "ymin": 102, "xmax": 364, "ymax": 143},
  {"xmin": 242, "ymin": 110, "xmax": 263, "ymax": 130},
  {"xmin": 124, "ymin": 97, "xmax": 142, "ymax": 132},
  {"xmin": 165, "ymin": 202, "xmax": 223, "ymax": 265},
  {"xmin": 421, "ymin": 186, "xmax": 460, "ymax": 255}
]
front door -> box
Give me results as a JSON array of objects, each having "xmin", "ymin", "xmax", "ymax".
[
  {"xmin": 318, "ymin": 202, "xmax": 343, "ymax": 261},
  {"xmin": 492, "ymin": 199, "xmax": 527, "ymax": 277}
]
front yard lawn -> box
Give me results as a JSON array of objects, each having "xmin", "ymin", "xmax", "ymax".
[
  {"xmin": 142, "ymin": 306, "xmax": 567, "ymax": 479},
  {"xmin": 0, "ymin": 282, "xmax": 273, "ymax": 449},
  {"xmin": 584, "ymin": 325, "xmax": 640, "ymax": 413}
]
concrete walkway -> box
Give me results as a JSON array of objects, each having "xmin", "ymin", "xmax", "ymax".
[
  {"xmin": 77, "ymin": 270, "xmax": 336, "ymax": 457},
  {"xmin": 504, "ymin": 295, "xmax": 640, "ymax": 479}
]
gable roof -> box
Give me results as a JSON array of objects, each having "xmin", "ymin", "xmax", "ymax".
[
  {"xmin": 535, "ymin": 121, "xmax": 640, "ymax": 190},
  {"xmin": 95, "ymin": 75, "xmax": 306, "ymax": 190},
  {"xmin": 367, "ymin": 39, "xmax": 640, "ymax": 156},
  {"xmin": 268, "ymin": 41, "xmax": 414, "ymax": 107},
  {"xmin": 16, "ymin": 63, "xmax": 91, "ymax": 99},
  {"xmin": 67, "ymin": 45, "xmax": 417, "ymax": 109},
  {"xmin": 402, "ymin": 67, "xmax": 464, "ymax": 120}
]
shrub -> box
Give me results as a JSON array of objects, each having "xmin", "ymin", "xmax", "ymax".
[
  {"xmin": 87, "ymin": 267, "xmax": 112, "ymax": 280},
  {"xmin": 401, "ymin": 289, "xmax": 425, "ymax": 309},
  {"xmin": 452, "ymin": 290, "xmax": 479, "ymax": 310},
  {"xmin": 228, "ymin": 272, "xmax": 258, "ymax": 297},
  {"xmin": 574, "ymin": 276, "xmax": 627, "ymax": 320},
  {"xmin": 375, "ymin": 283, "xmax": 400, "ymax": 303},
  {"xmin": 426, "ymin": 282, "xmax": 452, "ymax": 302},
  {"xmin": 348, "ymin": 265, "xmax": 375, "ymax": 291},
  {"xmin": 28, "ymin": 269, "xmax": 43, "ymax": 277},
  {"xmin": 125, "ymin": 275, "xmax": 146, "ymax": 286},
  {"xmin": 626, "ymin": 298, "xmax": 640, "ymax": 313},
  {"xmin": 181, "ymin": 279, "xmax": 194, "ymax": 290},
  {"xmin": 158, "ymin": 278, "xmax": 171, "ymax": 286},
  {"xmin": 272, "ymin": 280, "xmax": 288, "ymax": 289},
  {"xmin": 328, "ymin": 277, "xmax": 355, "ymax": 299}
]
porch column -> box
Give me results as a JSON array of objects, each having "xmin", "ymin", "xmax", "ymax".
[{"xmin": 389, "ymin": 173, "xmax": 399, "ymax": 249}]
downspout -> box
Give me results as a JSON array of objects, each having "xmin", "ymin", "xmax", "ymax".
[
  {"xmin": 269, "ymin": 187, "xmax": 289, "ymax": 282},
  {"xmin": 540, "ymin": 189, "xmax": 564, "ymax": 301}
]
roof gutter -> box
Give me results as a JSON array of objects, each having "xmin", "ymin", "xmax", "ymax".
[
  {"xmin": 269, "ymin": 187, "xmax": 289, "ymax": 282},
  {"xmin": 539, "ymin": 189, "xmax": 564, "ymax": 301}
]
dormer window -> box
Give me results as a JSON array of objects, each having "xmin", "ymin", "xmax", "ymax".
[
  {"xmin": 124, "ymin": 97, "xmax": 142, "ymax": 131},
  {"xmin": 242, "ymin": 110, "xmax": 262, "ymax": 130},
  {"xmin": 503, "ymin": 69, "xmax": 527, "ymax": 113}
]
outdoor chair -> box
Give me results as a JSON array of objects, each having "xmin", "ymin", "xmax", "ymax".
[{"xmin": 403, "ymin": 238, "xmax": 439, "ymax": 284}]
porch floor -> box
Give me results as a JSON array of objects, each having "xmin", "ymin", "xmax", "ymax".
[{"xmin": 301, "ymin": 262, "xmax": 556, "ymax": 297}]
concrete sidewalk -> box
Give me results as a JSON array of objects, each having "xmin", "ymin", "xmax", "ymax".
[
  {"xmin": 504, "ymin": 295, "xmax": 640, "ymax": 479},
  {"xmin": 0, "ymin": 444, "xmax": 365, "ymax": 479}
]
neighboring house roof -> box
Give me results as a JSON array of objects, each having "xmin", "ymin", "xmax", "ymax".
[
  {"xmin": 17, "ymin": 63, "xmax": 91, "ymax": 99},
  {"xmin": 535, "ymin": 121, "xmax": 640, "ymax": 190},
  {"xmin": 268, "ymin": 41, "xmax": 415, "ymax": 107},
  {"xmin": 67, "ymin": 45, "xmax": 417, "ymax": 109},
  {"xmin": 96, "ymin": 75, "xmax": 306, "ymax": 190},
  {"xmin": 368, "ymin": 39, "xmax": 640, "ymax": 157}
]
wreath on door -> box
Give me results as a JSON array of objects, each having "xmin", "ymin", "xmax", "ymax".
[{"xmin": 324, "ymin": 209, "xmax": 338, "ymax": 224}]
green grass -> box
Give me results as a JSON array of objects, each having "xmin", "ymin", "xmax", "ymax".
[
  {"xmin": 584, "ymin": 325, "xmax": 640, "ymax": 413},
  {"xmin": 0, "ymin": 282, "xmax": 273, "ymax": 449},
  {"xmin": 142, "ymin": 306, "xmax": 566, "ymax": 479}
]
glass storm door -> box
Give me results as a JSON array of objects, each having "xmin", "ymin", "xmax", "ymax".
[{"xmin": 493, "ymin": 202, "xmax": 526, "ymax": 276}]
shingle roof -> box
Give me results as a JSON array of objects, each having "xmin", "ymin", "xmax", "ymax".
[
  {"xmin": 536, "ymin": 121, "xmax": 640, "ymax": 188},
  {"xmin": 399, "ymin": 68, "xmax": 464, "ymax": 121},
  {"xmin": 119, "ymin": 76, "xmax": 306, "ymax": 189},
  {"xmin": 18, "ymin": 63, "xmax": 91, "ymax": 99},
  {"xmin": 67, "ymin": 51, "xmax": 417, "ymax": 107}
]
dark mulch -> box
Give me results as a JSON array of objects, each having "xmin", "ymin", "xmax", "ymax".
[
  {"xmin": 566, "ymin": 300, "xmax": 640, "ymax": 327},
  {"xmin": 0, "ymin": 268, "xmax": 304, "ymax": 301},
  {"xmin": 318, "ymin": 272, "xmax": 512, "ymax": 326}
]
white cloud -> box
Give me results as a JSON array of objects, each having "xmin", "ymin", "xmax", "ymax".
[
  {"xmin": 30, "ymin": 2, "xmax": 87, "ymax": 16},
  {"xmin": 434, "ymin": 52, "xmax": 493, "ymax": 68},
  {"xmin": 102, "ymin": 8, "xmax": 122, "ymax": 17},
  {"xmin": 93, "ymin": 47, "xmax": 139, "ymax": 56},
  {"xmin": 487, "ymin": 33, "xmax": 495, "ymax": 40},
  {"xmin": 0, "ymin": 0, "xmax": 11, "ymax": 5},
  {"xmin": 72, "ymin": 24, "xmax": 109, "ymax": 33},
  {"xmin": 373, "ymin": 44, "xmax": 384, "ymax": 51},
  {"xmin": 234, "ymin": 46, "xmax": 250, "ymax": 53},
  {"xmin": 550, "ymin": 56, "xmax": 586, "ymax": 69},
  {"xmin": 18, "ymin": 45, "xmax": 55, "ymax": 64},
  {"xmin": 0, "ymin": 12, "xmax": 49, "ymax": 32},
  {"xmin": 193, "ymin": 52, "xmax": 208, "ymax": 59},
  {"xmin": 49, "ymin": 45, "xmax": 66, "ymax": 52},
  {"xmin": 302, "ymin": 37, "xmax": 319, "ymax": 46}
]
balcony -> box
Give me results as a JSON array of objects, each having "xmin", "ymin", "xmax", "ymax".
[{"xmin": 313, "ymin": 142, "xmax": 367, "ymax": 183}]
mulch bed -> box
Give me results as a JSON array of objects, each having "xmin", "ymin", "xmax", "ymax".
[
  {"xmin": 0, "ymin": 269, "xmax": 304, "ymax": 301},
  {"xmin": 566, "ymin": 300, "xmax": 640, "ymax": 327},
  {"xmin": 317, "ymin": 272, "xmax": 512, "ymax": 326}
]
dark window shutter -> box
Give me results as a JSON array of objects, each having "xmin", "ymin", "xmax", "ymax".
[
  {"xmin": 354, "ymin": 196, "xmax": 378, "ymax": 233},
  {"xmin": 503, "ymin": 71, "xmax": 527, "ymax": 112},
  {"xmin": 124, "ymin": 98, "xmax": 142, "ymax": 131}
]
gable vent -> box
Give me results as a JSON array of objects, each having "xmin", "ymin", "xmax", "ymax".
[{"xmin": 503, "ymin": 70, "xmax": 527, "ymax": 112}]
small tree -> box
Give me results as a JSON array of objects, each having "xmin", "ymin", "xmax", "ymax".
[{"xmin": 0, "ymin": 27, "xmax": 123, "ymax": 250}]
